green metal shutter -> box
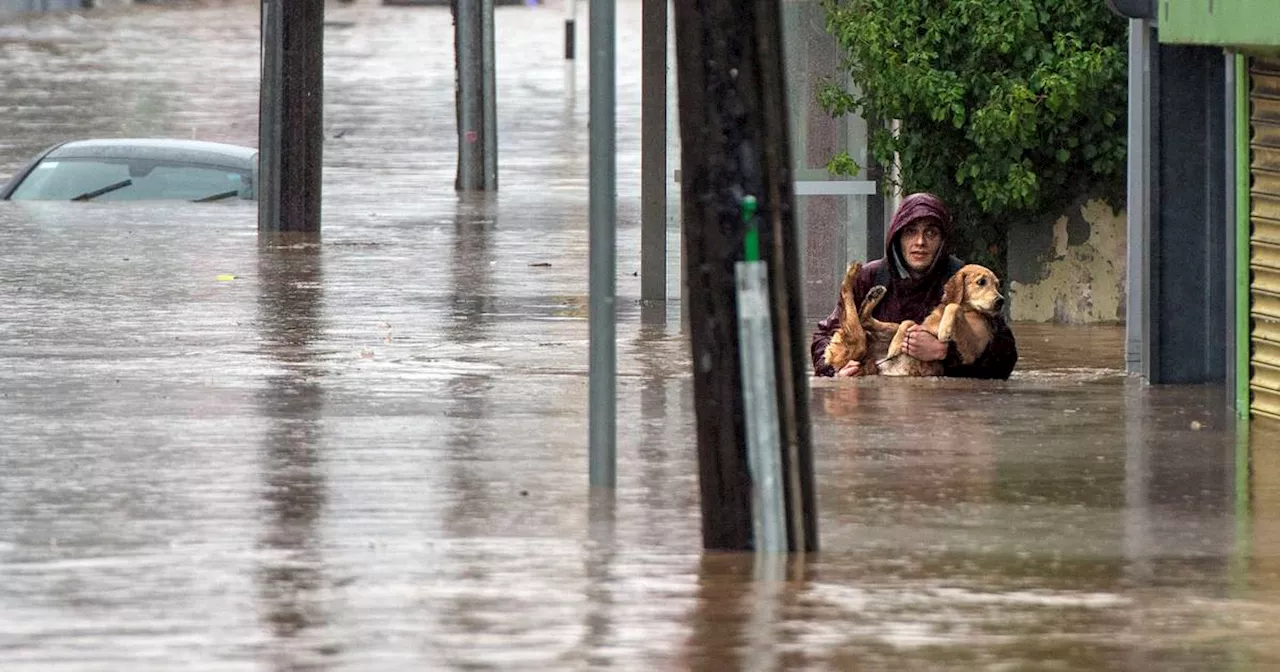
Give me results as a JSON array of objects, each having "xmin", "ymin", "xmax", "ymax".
[{"xmin": 1251, "ymin": 58, "xmax": 1280, "ymax": 420}]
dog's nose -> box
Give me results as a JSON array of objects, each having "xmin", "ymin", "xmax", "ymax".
[{"xmin": 994, "ymin": 295, "xmax": 1005, "ymax": 311}]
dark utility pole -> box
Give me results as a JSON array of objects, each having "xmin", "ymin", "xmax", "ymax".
[
  {"xmin": 672, "ymin": 0, "xmax": 818, "ymax": 552},
  {"xmin": 639, "ymin": 0, "xmax": 667, "ymax": 301},
  {"xmin": 455, "ymin": 0, "xmax": 498, "ymax": 191},
  {"xmin": 258, "ymin": 0, "xmax": 324, "ymax": 234}
]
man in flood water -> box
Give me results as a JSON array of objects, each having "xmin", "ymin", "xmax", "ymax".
[{"xmin": 810, "ymin": 192, "xmax": 1018, "ymax": 378}]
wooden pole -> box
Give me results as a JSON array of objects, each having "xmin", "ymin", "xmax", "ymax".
[
  {"xmin": 258, "ymin": 0, "xmax": 324, "ymax": 234},
  {"xmin": 672, "ymin": 0, "xmax": 817, "ymax": 552}
]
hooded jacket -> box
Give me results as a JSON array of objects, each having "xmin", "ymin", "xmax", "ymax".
[{"xmin": 810, "ymin": 193, "xmax": 1018, "ymax": 378}]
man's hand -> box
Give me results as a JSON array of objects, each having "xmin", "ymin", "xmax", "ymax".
[
  {"xmin": 836, "ymin": 361, "xmax": 864, "ymax": 377},
  {"xmin": 903, "ymin": 325, "xmax": 949, "ymax": 362}
]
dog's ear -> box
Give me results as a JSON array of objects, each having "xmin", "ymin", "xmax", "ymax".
[{"xmin": 941, "ymin": 269, "xmax": 967, "ymax": 305}]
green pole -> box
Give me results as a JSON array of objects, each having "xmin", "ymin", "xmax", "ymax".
[
  {"xmin": 1238, "ymin": 53, "xmax": 1252, "ymax": 418},
  {"xmin": 741, "ymin": 195, "xmax": 760, "ymax": 262}
]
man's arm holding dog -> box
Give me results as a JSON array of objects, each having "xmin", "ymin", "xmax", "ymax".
[
  {"xmin": 900, "ymin": 324, "xmax": 949, "ymax": 362},
  {"xmin": 942, "ymin": 317, "xmax": 1018, "ymax": 380}
]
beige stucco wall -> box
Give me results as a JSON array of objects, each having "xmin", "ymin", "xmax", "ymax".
[{"xmin": 1007, "ymin": 198, "xmax": 1127, "ymax": 324}]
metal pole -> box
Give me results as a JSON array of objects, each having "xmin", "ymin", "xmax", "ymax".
[
  {"xmin": 737, "ymin": 259, "xmax": 786, "ymax": 553},
  {"xmin": 1226, "ymin": 53, "xmax": 1238, "ymax": 410},
  {"xmin": 258, "ymin": 0, "xmax": 324, "ymax": 234},
  {"xmin": 588, "ymin": 0, "xmax": 616, "ymax": 489},
  {"xmin": 565, "ymin": 0, "xmax": 577, "ymax": 96},
  {"xmin": 565, "ymin": 0, "xmax": 577, "ymax": 60},
  {"xmin": 482, "ymin": 0, "xmax": 498, "ymax": 190},
  {"xmin": 640, "ymin": 0, "xmax": 667, "ymax": 301},
  {"xmin": 455, "ymin": 0, "xmax": 484, "ymax": 191},
  {"xmin": 1125, "ymin": 19, "xmax": 1151, "ymax": 376}
]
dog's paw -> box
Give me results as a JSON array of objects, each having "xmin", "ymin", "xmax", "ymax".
[
  {"xmin": 822, "ymin": 342, "xmax": 840, "ymax": 368},
  {"xmin": 865, "ymin": 285, "xmax": 886, "ymax": 303},
  {"xmin": 936, "ymin": 304, "xmax": 959, "ymax": 342}
]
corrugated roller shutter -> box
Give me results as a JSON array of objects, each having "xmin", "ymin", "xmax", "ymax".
[{"xmin": 1252, "ymin": 58, "xmax": 1280, "ymax": 421}]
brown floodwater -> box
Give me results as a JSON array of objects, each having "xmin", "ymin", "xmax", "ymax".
[{"xmin": 2, "ymin": 1, "xmax": 1279, "ymax": 670}]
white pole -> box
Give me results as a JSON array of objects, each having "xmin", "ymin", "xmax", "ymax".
[
  {"xmin": 564, "ymin": 0, "xmax": 577, "ymax": 95},
  {"xmin": 736, "ymin": 261, "xmax": 787, "ymax": 553}
]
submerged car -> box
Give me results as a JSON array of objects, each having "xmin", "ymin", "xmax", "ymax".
[{"xmin": 0, "ymin": 138, "xmax": 258, "ymax": 202}]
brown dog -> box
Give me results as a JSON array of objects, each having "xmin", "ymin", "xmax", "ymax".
[
  {"xmin": 821, "ymin": 262, "xmax": 894, "ymax": 375},
  {"xmin": 879, "ymin": 264, "xmax": 1005, "ymax": 377}
]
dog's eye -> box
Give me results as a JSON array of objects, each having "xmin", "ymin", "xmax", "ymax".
[{"xmin": 977, "ymin": 278, "xmax": 987, "ymax": 287}]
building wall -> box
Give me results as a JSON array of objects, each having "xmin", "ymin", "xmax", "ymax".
[
  {"xmin": 782, "ymin": 0, "xmax": 873, "ymax": 320},
  {"xmin": 1007, "ymin": 196, "xmax": 1127, "ymax": 324}
]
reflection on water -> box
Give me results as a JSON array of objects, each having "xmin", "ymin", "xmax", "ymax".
[
  {"xmin": 581, "ymin": 492, "xmax": 617, "ymax": 670},
  {"xmin": 255, "ymin": 237, "xmax": 335, "ymax": 666}
]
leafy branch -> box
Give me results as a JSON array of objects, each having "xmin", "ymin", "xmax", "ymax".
[{"xmin": 821, "ymin": 0, "xmax": 1127, "ymax": 272}]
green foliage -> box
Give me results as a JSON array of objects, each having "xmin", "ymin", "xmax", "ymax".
[
  {"xmin": 821, "ymin": 0, "xmax": 1128, "ymax": 271},
  {"xmin": 826, "ymin": 151, "xmax": 862, "ymax": 177}
]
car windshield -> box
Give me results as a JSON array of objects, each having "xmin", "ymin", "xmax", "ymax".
[{"xmin": 9, "ymin": 157, "xmax": 253, "ymax": 201}]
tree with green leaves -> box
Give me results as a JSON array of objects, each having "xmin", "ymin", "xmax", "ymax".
[{"xmin": 821, "ymin": 0, "xmax": 1127, "ymax": 272}]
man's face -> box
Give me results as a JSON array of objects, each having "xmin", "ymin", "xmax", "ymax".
[{"xmin": 898, "ymin": 217, "xmax": 943, "ymax": 274}]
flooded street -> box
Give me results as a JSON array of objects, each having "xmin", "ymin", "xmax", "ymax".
[{"xmin": 3, "ymin": 1, "xmax": 1280, "ymax": 670}]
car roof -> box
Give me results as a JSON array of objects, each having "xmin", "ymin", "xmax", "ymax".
[{"xmin": 44, "ymin": 139, "xmax": 258, "ymax": 169}]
